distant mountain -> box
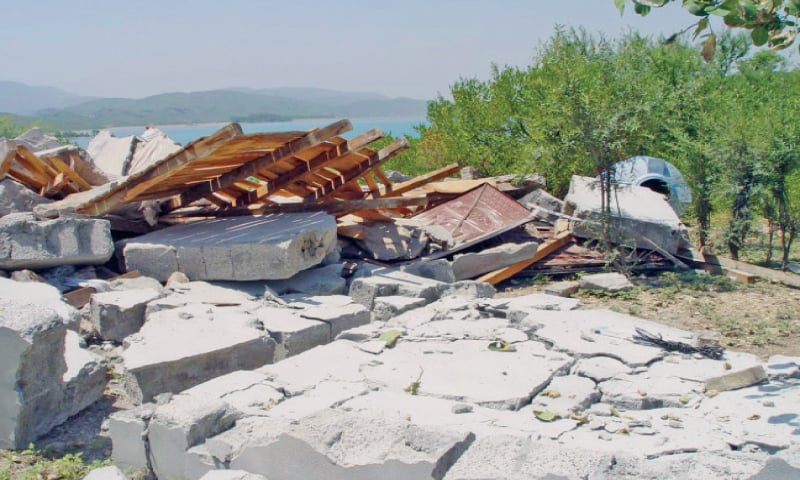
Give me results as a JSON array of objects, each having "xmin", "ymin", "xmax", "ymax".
[
  {"xmin": 0, "ymin": 81, "xmax": 94, "ymax": 115},
  {"xmin": 0, "ymin": 82, "xmax": 428, "ymax": 130}
]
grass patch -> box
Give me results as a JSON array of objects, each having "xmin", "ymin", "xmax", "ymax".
[{"xmin": 0, "ymin": 446, "xmax": 110, "ymax": 480}]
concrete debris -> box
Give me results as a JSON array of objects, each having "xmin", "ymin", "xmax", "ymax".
[
  {"xmin": 544, "ymin": 279, "xmax": 580, "ymax": 297},
  {"xmin": 14, "ymin": 128, "xmax": 62, "ymax": 152},
  {"xmin": 123, "ymin": 213, "xmax": 337, "ymax": 281},
  {"xmin": 346, "ymin": 221, "xmax": 429, "ymax": 261},
  {"xmin": 563, "ymin": 175, "xmax": 690, "ymax": 254},
  {"xmin": 128, "ymin": 126, "xmax": 182, "ymax": 175},
  {"xmin": 83, "ymin": 465, "xmax": 130, "ymax": 480},
  {"xmin": 451, "ymin": 241, "xmax": 539, "ymax": 281},
  {"xmin": 122, "ymin": 303, "xmax": 276, "ymax": 404},
  {"xmin": 704, "ymin": 365, "xmax": 768, "ymax": 392},
  {"xmin": 90, "ymin": 287, "xmax": 164, "ymax": 342},
  {"xmin": 200, "ymin": 471, "xmax": 269, "ymax": 480},
  {"xmin": 518, "ymin": 187, "xmax": 565, "ymax": 223},
  {"xmin": 0, "ymin": 277, "xmax": 80, "ymax": 329},
  {"xmin": 0, "ymin": 178, "xmax": 52, "ymax": 217},
  {"xmin": 579, "ymin": 272, "xmax": 634, "ymax": 292},
  {"xmin": 0, "ymin": 213, "xmax": 114, "ymax": 270},
  {"xmin": 269, "ymin": 263, "xmax": 346, "ymax": 296},
  {"xmin": 86, "ymin": 130, "xmax": 139, "ymax": 179}
]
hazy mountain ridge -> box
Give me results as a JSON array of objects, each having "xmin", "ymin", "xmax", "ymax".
[{"xmin": 0, "ymin": 82, "xmax": 428, "ymax": 130}]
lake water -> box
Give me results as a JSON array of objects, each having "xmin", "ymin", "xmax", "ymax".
[{"xmin": 72, "ymin": 117, "xmax": 427, "ymax": 148}]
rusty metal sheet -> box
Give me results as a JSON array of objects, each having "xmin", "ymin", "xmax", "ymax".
[{"xmin": 411, "ymin": 183, "xmax": 533, "ymax": 247}]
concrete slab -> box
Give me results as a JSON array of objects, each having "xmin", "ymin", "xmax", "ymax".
[
  {"xmin": 0, "ymin": 277, "xmax": 79, "ymax": 328},
  {"xmin": 579, "ymin": 272, "xmax": 634, "ymax": 292},
  {"xmin": 544, "ymin": 280, "xmax": 580, "ymax": 298},
  {"xmin": 60, "ymin": 330, "xmax": 106, "ymax": 423},
  {"xmin": 362, "ymin": 339, "xmax": 572, "ymax": 410},
  {"xmin": 0, "ymin": 213, "xmax": 113, "ymax": 270},
  {"xmin": 255, "ymin": 306, "xmax": 330, "ymax": 361},
  {"xmin": 525, "ymin": 309, "xmax": 692, "ymax": 367},
  {"xmin": 145, "ymin": 281, "xmax": 257, "ymax": 315},
  {"xmin": 349, "ymin": 268, "xmax": 446, "ymax": 310},
  {"xmin": 122, "ymin": 304, "xmax": 275, "ymax": 404},
  {"xmin": 148, "ymin": 394, "xmax": 241, "ymax": 480},
  {"xmin": 90, "ymin": 288, "xmax": 164, "ymax": 342},
  {"xmin": 0, "ymin": 178, "xmax": 51, "ymax": 218},
  {"xmin": 480, "ymin": 293, "xmax": 583, "ymax": 323},
  {"xmin": 109, "ymin": 406, "xmax": 152, "ymax": 472},
  {"xmin": 215, "ymin": 410, "xmax": 475, "ymax": 480},
  {"xmin": 123, "ymin": 213, "xmax": 337, "ymax": 281},
  {"xmin": 180, "ymin": 370, "xmax": 285, "ymax": 417},
  {"xmin": 0, "ymin": 299, "xmax": 66, "ymax": 449},
  {"xmin": 83, "ymin": 465, "xmax": 130, "ymax": 480},
  {"xmin": 573, "ymin": 356, "xmax": 632, "ymax": 383},
  {"xmin": 352, "ymin": 221, "xmax": 428, "ymax": 261},
  {"xmin": 267, "ymin": 380, "xmax": 370, "ymax": 420},
  {"xmin": 86, "ymin": 130, "xmax": 138, "ymax": 178},
  {"xmin": 200, "ymin": 471, "xmax": 269, "ymax": 480},
  {"xmin": 257, "ymin": 340, "xmax": 374, "ymax": 395},
  {"xmin": 647, "ymin": 351, "xmax": 763, "ymax": 383},
  {"xmin": 444, "ymin": 435, "xmax": 612, "ymax": 480},
  {"xmin": 527, "ymin": 375, "xmax": 599, "ymax": 416},
  {"xmin": 297, "ymin": 299, "xmax": 370, "ymax": 339},
  {"xmin": 563, "ymin": 175, "xmax": 690, "ymax": 254},
  {"xmin": 271, "ymin": 263, "xmax": 346, "ymax": 295},
  {"xmin": 372, "ymin": 296, "xmax": 429, "ymax": 322},
  {"xmin": 599, "ymin": 373, "xmax": 704, "ymax": 410},
  {"xmin": 451, "ymin": 242, "xmax": 539, "ymax": 281},
  {"xmin": 590, "ymin": 450, "xmax": 767, "ymax": 480}
]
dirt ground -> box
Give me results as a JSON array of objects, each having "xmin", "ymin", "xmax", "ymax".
[{"xmin": 497, "ymin": 270, "xmax": 800, "ymax": 359}]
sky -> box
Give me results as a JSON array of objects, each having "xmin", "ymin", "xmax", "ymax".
[{"xmin": 1, "ymin": 0, "xmax": 697, "ymax": 101}]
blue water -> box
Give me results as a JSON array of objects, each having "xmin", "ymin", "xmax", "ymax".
[{"xmin": 72, "ymin": 117, "xmax": 427, "ymax": 148}]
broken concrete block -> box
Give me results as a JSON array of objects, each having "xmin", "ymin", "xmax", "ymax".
[
  {"xmin": 526, "ymin": 375, "xmax": 599, "ymax": 416},
  {"xmin": 180, "ymin": 370, "xmax": 284, "ymax": 417},
  {"xmin": 579, "ymin": 272, "xmax": 634, "ymax": 292},
  {"xmin": 109, "ymin": 406, "xmax": 152, "ymax": 471},
  {"xmin": 705, "ymin": 365, "xmax": 767, "ymax": 392},
  {"xmin": 148, "ymin": 394, "xmax": 241, "ymax": 480},
  {"xmin": 563, "ymin": 175, "xmax": 690, "ymax": 254},
  {"xmin": 0, "ymin": 277, "xmax": 80, "ymax": 329},
  {"xmin": 87, "ymin": 130, "xmax": 139, "ymax": 178},
  {"xmin": 207, "ymin": 410, "xmax": 475, "ymax": 480},
  {"xmin": 297, "ymin": 296, "xmax": 371, "ymax": 338},
  {"xmin": 200, "ymin": 471, "xmax": 269, "ymax": 480},
  {"xmin": 372, "ymin": 296, "xmax": 428, "ymax": 322},
  {"xmin": 59, "ymin": 330, "xmax": 106, "ymax": 422},
  {"xmin": 599, "ymin": 373, "xmax": 704, "ymax": 409},
  {"xmin": 255, "ymin": 307, "xmax": 330, "ymax": 361},
  {"xmin": 401, "ymin": 259, "xmax": 456, "ymax": 283},
  {"xmin": 518, "ymin": 187, "xmax": 565, "ymax": 223},
  {"xmin": 36, "ymin": 145, "xmax": 111, "ymax": 186},
  {"xmin": 128, "ymin": 127, "xmax": 181, "ymax": 176},
  {"xmin": 14, "ymin": 128, "xmax": 62, "ymax": 152},
  {"xmin": 363, "ymin": 339, "xmax": 572, "ymax": 410},
  {"xmin": 110, "ymin": 275, "xmax": 164, "ymax": 292},
  {"xmin": 349, "ymin": 268, "xmax": 446, "ymax": 310},
  {"xmin": 266, "ymin": 380, "xmax": 370, "ymax": 421},
  {"xmin": 123, "ymin": 213, "xmax": 337, "ymax": 281},
  {"xmin": 573, "ymin": 356, "xmax": 632, "ymax": 383},
  {"xmin": 439, "ymin": 280, "xmax": 496, "ymax": 299},
  {"xmin": 83, "ymin": 465, "xmax": 130, "ymax": 480},
  {"xmin": 270, "ymin": 263, "xmax": 346, "ymax": 295},
  {"xmin": 145, "ymin": 281, "xmax": 257, "ymax": 316},
  {"xmin": 10, "ymin": 268, "xmax": 46, "ymax": 283},
  {"xmin": 451, "ymin": 242, "xmax": 539, "ymax": 281},
  {"xmin": 122, "ymin": 304, "xmax": 275, "ymax": 404},
  {"xmin": 0, "ymin": 178, "xmax": 52, "ymax": 218},
  {"xmin": 0, "ymin": 213, "xmax": 114, "ymax": 270},
  {"xmin": 90, "ymin": 288, "xmax": 164, "ymax": 342},
  {"xmin": 352, "ymin": 221, "xmax": 429, "ymax": 261},
  {"xmin": 0, "ymin": 299, "xmax": 67, "ymax": 449},
  {"xmin": 544, "ymin": 280, "xmax": 580, "ymax": 298}
]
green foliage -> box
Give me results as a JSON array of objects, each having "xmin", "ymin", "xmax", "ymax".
[
  {"xmin": 0, "ymin": 115, "xmax": 26, "ymax": 138},
  {"xmin": 0, "ymin": 446, "xmax": 110, "ymax": 480},
  {"xmin": 617, "ymin": 1, "xmax": 800, "ymax": 53}
]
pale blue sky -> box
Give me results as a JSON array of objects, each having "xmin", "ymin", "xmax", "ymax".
[{"xmin": 2, "ymin": 1, "xmax": 696, "ymax": 100}]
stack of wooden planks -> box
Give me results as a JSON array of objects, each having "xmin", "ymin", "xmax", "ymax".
[{"xmin": 1, "ymin": 140, "xmax": 94, "ymax": 198}]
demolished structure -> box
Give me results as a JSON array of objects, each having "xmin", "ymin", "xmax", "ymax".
[{"xmin": 1, "ymin": 121, "xmax": 799, "ymax": 479}]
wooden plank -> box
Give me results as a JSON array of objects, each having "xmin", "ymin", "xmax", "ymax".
[
  {"xmin": 171, "ymin": 119, "xmax": 352, "ymax": 209},
  {"xmin": 476, "ymin": 233, "xmax": 574, "ymax": 285},
  {"xmin": 16, "ymin": 144, "xmax": 59, "ymax": 179},
  {"xmin": 46, "ymin": 154, "xmax": 92, "ymax": 190},
  {"xmin": 724, "ymin": 268, "xmax": 757, "ymax": 284},
  {"xmin": 0, "ymin": 141, "xmax": 15, "ymax": 181},
  {"xmin": 299, "ymin": 139, "xmax": 408, "ymax": 201},
  {"xmin": 679, "ymin": 249, "xmax": 800, "ymax": 289},
  {"xmin": 76, "ymin": 123, "xmax": 244, "ymax": 216},
  {"xmin": 42, "ymin": 172, "xmax": 69, "ymax": 197},
  {"xmin": 373, "ymin": 167, "xmax": 392, "ymax": 186},
  {"xmin": 376, "ymin": 163, "xmax": 460, "ymax": 197}
]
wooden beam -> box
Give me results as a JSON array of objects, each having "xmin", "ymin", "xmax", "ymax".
[
  {"xmin": 171, "ymin": 119, "xmax": 352, "ymax": 209},
  {"xmin": 74, "ymin": 123, "xmax": 244, "ymax": 216},
  {"xmin": 0, "ymin": 141, "xmax": 15, "ymax": 181},
  {"xmin": 679, "ymin": 249, "xmax": 800, "ymax": 289},
  {"xmin": 376, "ymin": 163, "xmax": 460, "ymax": 197},
  {"xmin": 299, "ymin": 138, "xmax": 408, "ymax": 201},
  {"xmin": 46, "ymin": 155, "xmax": 92, "ymax": 190},
  {"xmin": 16, "ymin": 144, "xmax": 59, "ymax": 179},
  {"xmin": 476, "ymin": 233, "xmax": 574, "ymax": 285}
]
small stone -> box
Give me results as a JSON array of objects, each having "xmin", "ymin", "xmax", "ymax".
[{"xmin": 451, "ymin": 403, "xmax": 474, "ymax": 414}]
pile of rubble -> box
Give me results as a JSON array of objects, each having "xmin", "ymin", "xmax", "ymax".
[{"xmin": 2, "ymin": 121, "xmax": 799, "ymax": 479}]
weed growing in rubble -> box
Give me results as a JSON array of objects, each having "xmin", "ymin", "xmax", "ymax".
[{"xmin": 0, "ymin": 445, "xmax": 109, "ymax": 480}]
